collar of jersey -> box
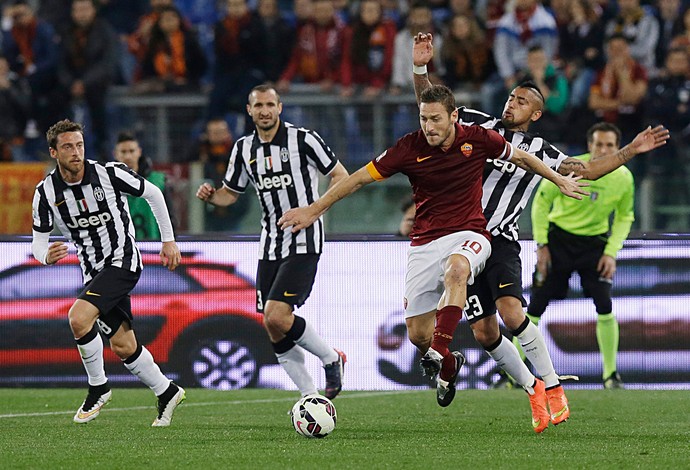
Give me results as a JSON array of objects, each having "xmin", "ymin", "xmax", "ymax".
[{"xmin": 53, "ymin": 159, "xmax": 93, "ymax": 189}]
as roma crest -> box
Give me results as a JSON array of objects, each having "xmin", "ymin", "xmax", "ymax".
[{"xmin": 461, "ymin": 143, "xmax": 473, "ymax": 157}]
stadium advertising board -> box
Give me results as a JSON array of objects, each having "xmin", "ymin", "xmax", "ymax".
[{"xmin": 0, "ymin": 239, "xmax": 688, "ymax": 390}]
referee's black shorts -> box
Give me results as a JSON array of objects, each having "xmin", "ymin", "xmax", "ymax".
[
  {"xmin": 256, "ymin": 254, "xmax": 320, "ymax": 313},
  {"xmin": 528, "ymin": 224, "xmax": 612, "ymax": 316},
  {"xmin": 77, "ymin": 266, "xmax": 140, "ymax": 338}
]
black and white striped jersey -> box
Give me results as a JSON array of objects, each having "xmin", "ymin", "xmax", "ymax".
[
  {"xmin": 457, "ymin": 107, "xmax": 568, "ymax": 241},
  {"xmin": 32, "ymin": 160, "xmax": 144, "ymax": 283},
  {"xmin": 223, "ymin": 121, "xmax": 339, "ymax": 260}
]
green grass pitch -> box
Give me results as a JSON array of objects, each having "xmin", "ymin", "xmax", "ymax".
[{"xmin": 0, "ymin": 388, "xmax": 688, "ymax": 469}]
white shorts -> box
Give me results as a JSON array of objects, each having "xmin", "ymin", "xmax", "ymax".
[{"xmin": 404, "ymin": 231, "xmax": 491, "ymax": 318}]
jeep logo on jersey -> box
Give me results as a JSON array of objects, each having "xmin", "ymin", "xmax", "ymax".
[
  {"xmin": 517, "ymin": 142, "xmax": 530, "ymax": 151},
  {"xmin": 255, "ymin": 173, "xmax": 293, "ymax": 191},
  {"xmin": 65, "ymin": 211, "xmax": 112, "ymax": 229},
  {"xmin": 489, "ymin": 158, "xmax": 518, "ymax": 174}
]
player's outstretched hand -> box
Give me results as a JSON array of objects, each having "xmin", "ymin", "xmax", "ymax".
[
  {"xmin": 160, "ymin": 241, "xmax": 181, "ymax": 271},
  {"xmin": 196, "ymin": 182, "xmax": 215, "ymax": 202},
  {"xmin": 631, "ymin": 125, "xmax": 670, "ymax": 154},
  {"xmin": 558, "ymin": 172, "xmax": 589, "ymax": 200},
  {"xmin": 46, "ymin": 241, "xmax": 68, "ymax": 265},
  {"xmin": 413, "ymin": 32, "xmax": 434, "ymax": 66},
  {"xmin": 279, "ymin": 206, "xmax": 319, "ymax": 233}
]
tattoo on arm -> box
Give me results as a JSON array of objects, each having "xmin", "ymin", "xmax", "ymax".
[
  {"xmin": 616, "ymin": 147, "xmax": 634, "ymax": 163},
  {"xmin": 559, "ymin": 146, "xmax": 634, "ymax": 179},
  {"xmin": 413, "ymin": 74, "xmax": 432, "ymax": 106},
  {"xmin": 558, "ymin": 159, "xmax": 586, "ymax": 175}
]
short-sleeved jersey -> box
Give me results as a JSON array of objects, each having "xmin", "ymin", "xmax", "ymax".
[
  {"xmin": 457, "ymin": 107, "xmax": 569, "ymax": 241},
  {"xmin": 32, "ymin": 160, "xmax": 145, "ymax": 283},
  {"xmin": 368, "ymin": 122, "xmax": 513, "ymax": 246},
  {"xmin": 222, "ymin": 120, "xmax": 338, "ymax": 260}
]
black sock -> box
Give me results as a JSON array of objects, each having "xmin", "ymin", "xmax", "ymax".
[
  {"xmin": 284, "ymin": 315, "xmax": 307, "ymax": 342},
  {"xmin": 89, "ymin": 381, "xmax": 110, "ymax": 394},
  {"xmin": 157, "ymin": 381, "xmax": 178, "ymax": 400}
]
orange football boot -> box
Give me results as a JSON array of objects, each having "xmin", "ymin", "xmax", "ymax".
[
  {"xmin": 528, "ymin": 378, "xmax": 549, "ymax": 433},
  {"xmin": 546, "ymin": 385, "xmax": 570, "ymax": 425}
]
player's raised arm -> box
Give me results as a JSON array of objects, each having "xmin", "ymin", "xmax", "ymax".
[
  {"xmin": 511, "ymin": 146, "xmax": 589, "ymax": 200},
  {"xmin": 279, "ymin": 166, "xmax": 377, "ymax": 233},
  {"xmin": 558, "ymin": 125, "xmax": 670, "ymax": 180},
  {"xmin": 412, "ymin": 32, "xmax": 435, "ymax": 106}
]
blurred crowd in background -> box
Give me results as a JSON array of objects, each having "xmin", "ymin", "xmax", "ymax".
[{"xmin": 0, "ymin": 0, "xmax": 689, "ymax": 233}]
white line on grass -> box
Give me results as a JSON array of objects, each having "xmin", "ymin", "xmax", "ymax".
[{"xmin": 0, "ymin": 390, "xmax": 422, "ymax": 419}]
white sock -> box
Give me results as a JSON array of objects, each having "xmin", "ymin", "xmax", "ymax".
[
  {"xmin": 123, "ymin": 346, "xmax": 170, "ymax": 396},
  {"xmin": 294, "ymin": 322, "xmax": 338, "ymax": 365},
  {"xmin": 76, "ymin": 334, "xmax": 107, "ymax": 387},
  {"xmin": 486, "ymin": 336, "xmax": 535, "ymax": 388},
  {"xmin": 517, "ymin": 322, "xmax": 560, "ymax": 388},
  {"xmin": 277, "ymin": 345, "xmax": 317, "ymax": 396}
]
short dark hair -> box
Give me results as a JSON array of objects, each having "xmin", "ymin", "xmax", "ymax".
[
  {"xmin": 249, "ymin": 83, "xmax": 281, "ymax": 103},
  {"xmin": 116, "ymin": 131, "xmax": 138, "ymax": 144},
  {"xmin": 46, "ymin": 119, "xmax": 84, "ymax": 149},
  {"xmin": 515, "ymin": 80, "xmax": 545, "ymax": 110},
  {"xmin": 586, "ymin": 122, "xmax": 621, "ymax": 147},
  {"xmin": 419, "ymin": 84, "xmax": 456, "ymax": 115}
]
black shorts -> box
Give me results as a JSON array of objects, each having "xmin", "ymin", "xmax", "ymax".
[
  {"xmin": 77, "ymin": 266, "xmax": 140, "ymax": 338},
  {"xmin": 256, "ymin": 254, "xmax": 320, "ymax": 313},
  {"xmin": 464, "ymin": 236, "xmax": 526, "ymax": 324},
  {"xmin": 528, "ymin": 224, "xmax": 612, "ymax": 316}
]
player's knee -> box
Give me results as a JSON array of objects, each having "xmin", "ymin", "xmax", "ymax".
[
  {"xmin": 445, "ymin": 257, "xmax": 471, "ymax": 286},
  {"xmin": 496, "ymin": 297, "xmax": 526, "ymax": 330},
  {"xmin": 262, "ymin": 312, "xmax": 280, "ymax": 333},
  {"xmin": 263, "ymin": 305, "xmax": 292, "ymax": 334},
  {"xmin": 68, "ymin": 312, "xmax": 91, "ymax": 338},
  {"xmin": 470, "ymin": 323, "xmax": 500, "ymax": 347}
]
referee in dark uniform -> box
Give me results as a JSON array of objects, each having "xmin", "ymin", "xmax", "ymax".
[{"xmin": 196, "ymin": 84, "xmax": 349, "ymax": 399}]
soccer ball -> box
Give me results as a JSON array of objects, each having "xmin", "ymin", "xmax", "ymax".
[{"xmin": 290, "ymin": 394, "xmax": 337, "ymax": 438}]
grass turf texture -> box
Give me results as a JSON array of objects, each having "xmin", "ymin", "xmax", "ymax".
[{"xmin": 0, "ymin": 389, "xmax": 688, "ymax": 469}]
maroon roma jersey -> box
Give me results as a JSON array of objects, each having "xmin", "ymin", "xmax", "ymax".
[{"xmin": 367, "ymin": 122, "xmax": 513, "ymax": 246}]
